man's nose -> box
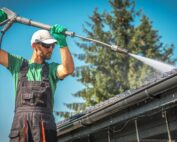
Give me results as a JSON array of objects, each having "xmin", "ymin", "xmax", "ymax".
[{"xmin": 48, "ymin": 46, "xmax": 53, "ymax": 51}]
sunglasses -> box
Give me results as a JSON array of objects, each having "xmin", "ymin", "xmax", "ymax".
[
  {"xmin": 40, "ymin": 42, "xmax": 55, "ymax": 49},
  {"xmin": 35, "ymin": 39, "xmax": 55, "ymax": 49}
]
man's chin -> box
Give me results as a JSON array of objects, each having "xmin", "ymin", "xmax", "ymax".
[
  {"xmin": 45, "ymin": 56, "xmax": 51, "ymax": 60},
  {"xmin": 45, "ymin": 54, "xmax": 52, "ymax": 60}
]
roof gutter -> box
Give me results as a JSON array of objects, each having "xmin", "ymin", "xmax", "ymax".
[{"xmin": 58, "ymin": 71, "xmax": 177, "ymax": 136}]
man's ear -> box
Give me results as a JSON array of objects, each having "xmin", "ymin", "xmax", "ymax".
[
  {"xmin": 32, "ymin": 43, "xmax": 37, "ymax": 49},
  {"xmin": 32, "ymin": 43, "xmax": 39, "ymax": 52}
]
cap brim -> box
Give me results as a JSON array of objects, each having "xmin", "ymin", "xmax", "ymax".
[{"xmin": 41, "ymin": 39, "xmax": 57, "ymax": 44}]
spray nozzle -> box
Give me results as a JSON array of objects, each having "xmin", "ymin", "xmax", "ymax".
[{"xmin": 110, "ymin": 45, "xmax": 129, "ymax": 55}]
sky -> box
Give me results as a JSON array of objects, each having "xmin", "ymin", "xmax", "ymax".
[{"xmin": 0, "ymin": 0, "xmax": 177, "ymax": 141}]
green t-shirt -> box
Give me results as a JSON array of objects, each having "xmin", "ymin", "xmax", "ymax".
[{"xmin": 7, "ymin": 53, "xmax": 60, "ymax": 106}]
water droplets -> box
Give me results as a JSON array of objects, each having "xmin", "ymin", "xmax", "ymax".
[{"xmin": 129, "ymin": 53, "xmax": 176, "ymax": 73}]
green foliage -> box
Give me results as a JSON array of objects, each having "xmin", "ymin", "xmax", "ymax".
[{"xmin": 59, "ymin": 0, "xmax": 177, "ymax": 118}]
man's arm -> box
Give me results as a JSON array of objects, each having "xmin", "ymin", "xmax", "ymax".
[
  {"xmin": 50, "ymin": 24, "xmax": 74, "ymax": 79},
  {"xmin": 57, "ymin": 47, "xmax": 74, "ymax": 79},
  {"xmin": 0, "ymin": 11, "xmax": 8, "ymax": 67},
  {"xmin": 0, "ymin": 49, "xmax": 8, "ymax": 67}
]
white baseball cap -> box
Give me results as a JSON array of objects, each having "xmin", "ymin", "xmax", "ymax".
[{"xmin": 31, "ymin": 29, "xmax": 57, "ymax": 46}]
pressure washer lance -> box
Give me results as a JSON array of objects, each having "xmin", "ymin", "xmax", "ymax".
[{"xmin": 0, "ymin": 7, "xmax": 129, "ymax": 55}]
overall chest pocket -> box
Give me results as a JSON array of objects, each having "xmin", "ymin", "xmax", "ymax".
[{"xmin": 22, "ymin": 92, "xmax": 47, "ymax": 107}]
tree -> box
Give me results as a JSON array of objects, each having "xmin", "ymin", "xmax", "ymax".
[{"xmin": 58, "ymin": 0, "xmax": 176, "ymax": 118}]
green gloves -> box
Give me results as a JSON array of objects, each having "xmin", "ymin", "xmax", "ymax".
[
  {"xmin": 50, "ymin": 24, "xmax": 68, "ymax": 48},
  {"xmin": 0, "ymin": 10, "xmax": 8, "ymax": 23}
]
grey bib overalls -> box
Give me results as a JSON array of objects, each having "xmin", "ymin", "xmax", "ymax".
[{"xmin": 9, "ymin": 60, "xmax": 57, "ymax": 142}]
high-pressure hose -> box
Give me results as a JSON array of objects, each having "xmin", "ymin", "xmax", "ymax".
[{"xmin": 0, "ymin": 7, "xmax": 129, "ymax": 55}]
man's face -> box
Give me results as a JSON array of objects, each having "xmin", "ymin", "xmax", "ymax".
[{"xmin": 36, "ymin": 43, "xmax": 55, "ymax": 60}]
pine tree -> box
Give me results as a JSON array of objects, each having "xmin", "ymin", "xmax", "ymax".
[{"xmin": 58, "ymin": 0, "xmax": 177, "ymax": 118}]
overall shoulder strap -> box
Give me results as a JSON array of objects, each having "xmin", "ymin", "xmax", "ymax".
[
  {"xmin": 41, "ymin": 62, "xmax": 49, "ymax": 81},
  {"xmin": 18, "ymin": 59, "xmax": 29, "ymax": 78}
]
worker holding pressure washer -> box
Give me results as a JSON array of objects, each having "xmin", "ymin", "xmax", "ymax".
[{"xmin": 0, "ymin": 10, "xmax": 74, "ymax": 142}]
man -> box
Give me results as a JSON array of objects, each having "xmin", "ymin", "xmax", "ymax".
[{"xmin": 0, "ymin": 10, "xmax": 74, "ymax": 142}]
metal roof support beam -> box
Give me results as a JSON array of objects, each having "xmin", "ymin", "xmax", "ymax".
[
  {"xmin": 135, "ymin": 119, "xmax": 140, "ymax": 142},
  {"xmin": 162, "ymin": 111, "xmax": 172, "ymax": 142},
  {"xmin": 107, "ymin": 127, "xmax": 111, "ymax": 142},
  {"xmin": 87, "ymin": 134, "xmax": 91, "ymax": 142}
]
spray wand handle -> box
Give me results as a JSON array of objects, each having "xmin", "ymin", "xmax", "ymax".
[
  {"xmin": 1, "ymin": 7, "xmax": 129, "ymax": 55},
  {"xmin": 16, "ymin": 16, "xmax": 129, "ymax": 54},
  {"xmin": 15, "ymin": 16, "xmax": 76, "ymax": 36},
  {"xmin": 15, "ymin": 16, "xmax": 50, "ymax": 30},
  {"xmin": 15, "ymin": 16, "xmax": 129, "ymax": 54}
]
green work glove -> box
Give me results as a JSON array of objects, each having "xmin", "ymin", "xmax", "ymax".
[
  {"xmin": 50, "ymin": 24, "xmax": 68, "ymax": 48},
  {"xmin": 0, "ymin": 10, "xmax": 8, "ymax": 23}
]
